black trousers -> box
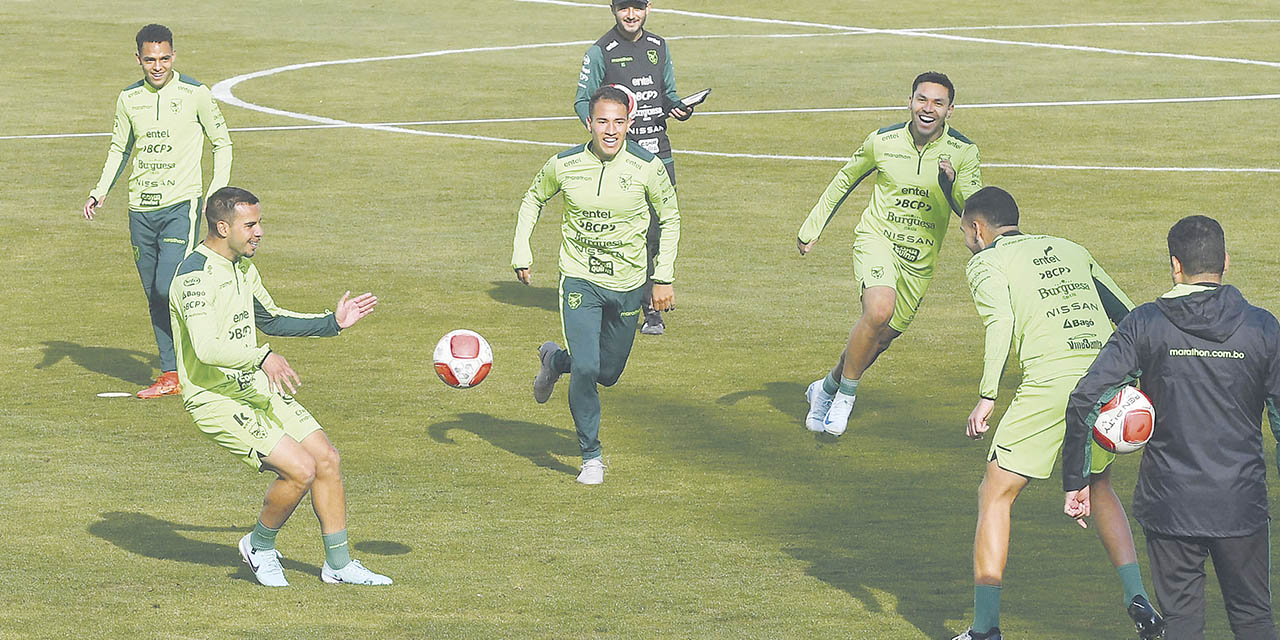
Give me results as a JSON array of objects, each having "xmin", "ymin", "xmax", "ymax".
[{"xmin": 1145, "ymin": 525, "xmax": 1278, "ymax": 640}]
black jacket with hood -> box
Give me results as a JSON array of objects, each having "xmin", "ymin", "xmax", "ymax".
[{"xmin": 1063, "ymin": 283, "xmax": 1280, "ymax": 537}]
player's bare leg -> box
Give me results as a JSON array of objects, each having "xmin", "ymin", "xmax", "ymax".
[
  {"xmin": 962, "ymin": 460, "xmax": 1027, "ymax": 637},
  {"xmin": 239, "ymin": 436, "xmax": 318, "ymax": 586},
  {"xmin": 841, "ymin": 285, "xmax": 901, "ymax": 380},
  {"xmin": 818, "ymin": 286, "xmax": 901, "ymax": 435},
  {"xmin": 300, "ymin": 430, "xmax": 346, "ymax": 534},
  {"xmin": 1089, "ymin": 469, "xmax": 1166, "ymax": 638},
  {"xmin": 258, "ymin": 436, "xmax": 318, "ymax": 529},
  {"xmin": 295, "ymin": 430, "xmax": 391, "ymax": 585}
]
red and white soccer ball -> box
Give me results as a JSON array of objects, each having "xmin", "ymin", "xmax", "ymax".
[
  {"xmin": 1092, "ymin": 385, "xmax": 1155, "ymax": 454},
  {"xmin": 433, "ymin": 330, "xmax": 493, "ymax": 389}
]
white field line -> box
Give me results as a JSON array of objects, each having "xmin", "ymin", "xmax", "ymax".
[
  {"xmin": 9, "ymin": 92, "xmax": 1280, "ymax": 141},
  {"xmin": 517, "ymin": 0, "xmax": 1280, "ymax": 69},
  {"xmin": 12, "ymin": 15, "xmax": 1275, "ymax": 174}
]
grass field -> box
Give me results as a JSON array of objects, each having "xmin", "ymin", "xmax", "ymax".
[{"xmin": 3, "ymin": 1, "xmax": 1279, "ymax": 637}]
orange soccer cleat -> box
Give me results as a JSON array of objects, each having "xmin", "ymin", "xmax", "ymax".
[{"xmin": 137, "ymin": 371, "xmax": 181, "ymax": 399}]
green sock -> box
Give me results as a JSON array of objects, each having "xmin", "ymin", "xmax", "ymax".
[
  {"xmin": 250, "ymin": 521, "xmax": 279, "ymax": 551},
  {"xmin": 322, "ymin": 530, "xmax": 351, "ymax": 570},
  {"xmin": 973, "ymin": 584, "xmax": 1002, "ymax": 634},
  {"xmin": 1117, "ymin": 562, "xmax": 1148, "ymax": 603},
  {"xmin": 838, "ymin": 376, "xmax": 859, "ymax": 397},
  {"xmin": 822, "ymin": 370, "xmax": 840, "ymax": 396}
]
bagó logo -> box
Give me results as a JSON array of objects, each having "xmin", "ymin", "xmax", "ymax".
[
  {"xmin": 567, "ymin": 292, "xmax": 582, "ymax": 310},
  {"xmin": 647, "ymin": 49, "xmax": 659, "ymax": 65}
]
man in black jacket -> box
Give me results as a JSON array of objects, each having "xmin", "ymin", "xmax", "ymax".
[{"xmin": 1063, "ymin": 215, "xmax": 1280, "ymax": 640}]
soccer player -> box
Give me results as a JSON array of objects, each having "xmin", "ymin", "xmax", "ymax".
[
  {"xmin": 797, "ymin": 71, "xmax": 981, "ymax": 436},
  {"xmin": 575, "ymin": 0, "xmax": 691, "ymax": 336},
  {"xmin": 169, "ymin": 186, "xmax": 389, "ymax": 587},
  {"xmin": 84, "ymin": 24, "xmax": 233, "ymax": 398},
  {"xmin": 514, "ymin": 85, "xmax": 680, "ymax": 485},
  {"xmin": 951, "ymin": 187, "xmax": 1163, "ymax": 640},
  {"xmin": 1064, "ymin": 216, "xmax": 1279, "ymax": 640}
]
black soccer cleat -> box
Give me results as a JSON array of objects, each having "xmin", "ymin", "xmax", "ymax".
[{"xmin": 1128, "ymin": 594, "xmax": 1166, "ymax": 639}]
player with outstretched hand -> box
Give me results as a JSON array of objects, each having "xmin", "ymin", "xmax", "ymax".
[
  {"xmin": 575, "ymin": 0, "xmax": 690, "ymax": 336},
  {"xmin": 169, "ymin": 186, "xmax": 389, "ymax": 587},
  {"xmin": 514, "ymin": 85, "xmax": 680, "ymax": 485},
  {"xmin": 797, "ymin": 71, "xmax": 982, "ymax": 437},
  {"xmin": 951, "ymin": 187, "xmax": 1163, "ymax": 640},
  {"xmin": 84, "ymin": 24, "xmax": 233, "ymax": 399}
]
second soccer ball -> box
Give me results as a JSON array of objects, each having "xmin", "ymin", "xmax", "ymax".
[{"xmin": 1092, "ymin": 385, "xmax": 1155, "ymax": 454}]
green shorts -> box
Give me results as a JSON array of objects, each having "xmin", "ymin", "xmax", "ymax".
[
  {"xmin": 188, "ymin": 391, "xmax": 322, "ymax": 471},
  {"xmin": 852, "ymin": 234, "xmax": 931, "ymax": 333},
  {"xmin": 989, "ymin": 374, "xmax": 1114, "ymax": 479}
]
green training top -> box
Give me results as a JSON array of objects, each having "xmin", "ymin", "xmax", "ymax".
[
  {"xmin": 966, "ymin": 233, "xmax": 1133, "ymax": 399},
  {"xmin": 90, "ymin": 72, "xmax": 232, "ymax": 210},
  {"xmin": 797, "ymin": 122, "xmax": 982, "ymax": 277},
  {"xmin": 169, "ymin": 244, "xmax": 340, "ymax": 409},
  {"xmin": 512, "ymin": 140, "xmax": 680, "ymax": 291}
]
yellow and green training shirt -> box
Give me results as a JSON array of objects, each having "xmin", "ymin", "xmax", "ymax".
[{"xmin": 90, "ymin": 72, "xmax": 232, "ymax": 210}]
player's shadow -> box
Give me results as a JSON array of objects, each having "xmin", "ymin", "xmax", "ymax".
[
  {"xmin": 89, "ymin": 511, "xmax": 319, "ymax": 582},
  {"xmin": 716, "ymin": 380, "xmax": 808, "ymax": 419},
  {"xmin": 617, "ymin": 391, "xmax": 969, "ymax": 637},
  {"xmin": 428, "ymin": 412, "xmax": 578, "ymax": 475},
  {"xmin": 487, "ymin": 280, "xmax": 559, "ymax": 313},
  {"xmin": 36, "ymin": 340, "xmax": 158, "ymax": 386}
]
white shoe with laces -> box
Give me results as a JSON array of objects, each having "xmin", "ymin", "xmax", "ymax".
[
  {"xmin": 239, "ymin": 533, "xmax": 288, "ymax": 587},
  {"xmin": 577, "ymin": 458, "xmax": 605, "ymax": 485},
  {"xmin": 322, "ymin": 559, "xmax": 392, "ymax": 585},
  {"xmin": 823, "ymin": 392, "xmax": 856, "ymax": 436},
  {"xmin": 804, "ymin": 379, "xmax": 833, "ymax": 432}
]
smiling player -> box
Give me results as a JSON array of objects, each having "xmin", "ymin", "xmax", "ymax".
[
  {"xmin": 514, "ymin": 85, "xmax": 680, "ymax": 485},
  {"xmin": 797, "ymin": 71, "xmax": 982, "ymax": 436},
  {"xmin": 84, "ymin": 24, "xmax": 233, "ymax": 398}
]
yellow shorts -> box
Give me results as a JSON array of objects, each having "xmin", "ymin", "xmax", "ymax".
[
  {"xmin": 989, "ymin": 375, "xmax": 1114, "ymax": 479},
  {"xmin": 852, "ymin": 234, "xmax": 931, "ymax": 333},
  {"xmin": 188, "ymin": 392, "xmax": 322, "ymax": 471}
]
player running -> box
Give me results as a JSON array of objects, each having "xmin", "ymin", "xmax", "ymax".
[
  {"xmin": 575, "ymin": 0, "xmax": 692, "ymax": 336},
  {"xmin": 84, "ymin": 24, "xmax": 233, "ymax": 398},
  {"xmin": 513, "ymin": 85, "xmax": 680, "ymax": 485},
  {"xmin": 798, "ymin": 71, "xmax": 981, "ymax": 436},
  {"xmin": 170, "ymin": 187, "xmax": 389, "ymax": 587},
  {"xmin": 951, "ymin": 187, "xmax": 1164, "ymax": 640}
]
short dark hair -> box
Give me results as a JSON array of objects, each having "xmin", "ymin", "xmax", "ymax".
[
  {"xmin": 136, "ymin": 24, "xmax": 174, "ymax": 52},
  {"xmin": 912, "ymin": 71, "xmax": 954, "ymax": 104},
  {"xmin": 206, "ymin": 186, "xmax": 259, "ymax": 230},
  {"xmin": 1167, "ymin": 215, "xmax": 1226, "ymax": 276},
  {"xmin": 962, "ymin": 186, "xmax": 1019, "ymax": 228},
  {"xmin": 589, "ymin": 85, "xmax": 632, "ymax": 119}
]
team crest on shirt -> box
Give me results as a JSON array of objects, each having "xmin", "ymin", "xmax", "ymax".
[
  {"xmin": 567, "ymin": 292, "xmax": 582, "ymax": 310},
  {"xmin": 647, "ymin": 49, "xmax": 658, "ymax": 65},
  {"xmin": 870, "ymin": 266, "xmax": 884, "ymax": 279},
  {"xmin": 170, "ymin": 98, "xmax": 182, "ymax": 114},
  {"xmin": 619, "ymin": 174, "xmax": 635, "ymax": 190}
]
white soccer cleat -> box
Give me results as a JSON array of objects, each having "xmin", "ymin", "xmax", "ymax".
[
  {"xmin": 804, "ymin": 379, "xmax": 833, "ymax": 432},
  {"xmin": 322, "ymin": 559, "xmax": 392, "ymax": 586},
  {"xmin": 239, "ymin": 533, "xmax": 289, "ymax": 587},
  {"xmin": 577, "ymin": 458, "xmax": 605, "ymax": 485},
  {"xmin": 823, "ymin": 392, "xmax": 855, "ymax": 436}
]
